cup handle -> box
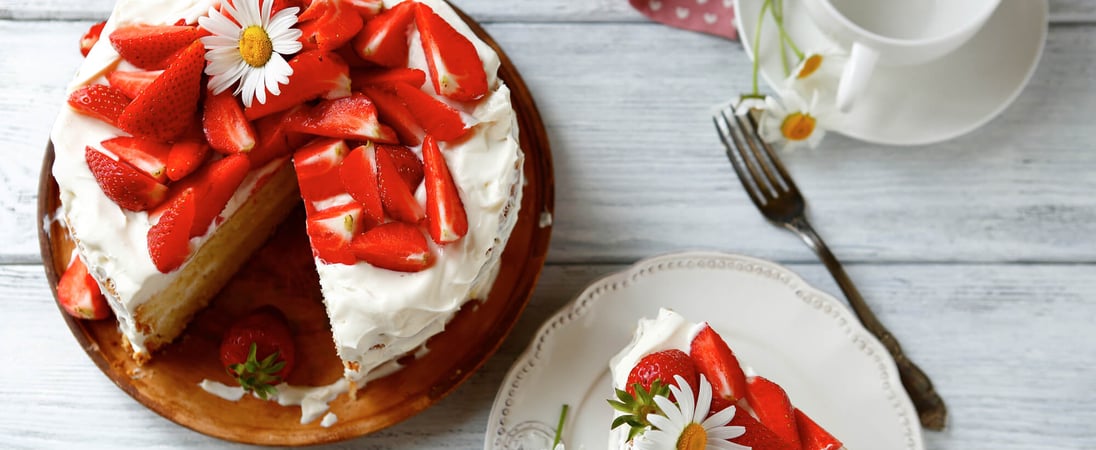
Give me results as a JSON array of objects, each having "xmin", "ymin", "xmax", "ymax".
[{"xmin": 836, "ymin": 42, "xmax": 879, "ymax": 113}]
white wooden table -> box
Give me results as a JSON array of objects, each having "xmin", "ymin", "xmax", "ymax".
[{"xmin": 2, "ymin": 0, "xmax": 1095, "ymax": 448}]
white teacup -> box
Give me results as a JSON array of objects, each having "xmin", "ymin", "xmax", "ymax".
[{"xmin": 801, "ymin": 0, "xmax": 1001, "ymax": 112}]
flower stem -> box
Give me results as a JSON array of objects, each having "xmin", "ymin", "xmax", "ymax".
[
  {"xmin": 779, "ymin": 26, "xmax": 790, "ymax": 76},
  {"xmin": 552, "ymin": 404, "xmax": 569, "ymax": 448},
  {"xmin": 772, "ymin": 0, "xmax": 804, "ymax": 60},
  {"xmin": 751, "ymin": 0, "xmax": 771, "ymax": 96}
]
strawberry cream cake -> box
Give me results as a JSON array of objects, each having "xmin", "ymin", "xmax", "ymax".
[
  {"xmin": 608, "ymin": 309, "xmax": 845, "ymax": 450},
  {"xmin": 51, "ymin": 0, "xmax": 523, "ymax": 394}
]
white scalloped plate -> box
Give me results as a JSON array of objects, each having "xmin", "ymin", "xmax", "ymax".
[{"xmin": 485, "ymin": 251, "xmax": 924, "ymax": 449}]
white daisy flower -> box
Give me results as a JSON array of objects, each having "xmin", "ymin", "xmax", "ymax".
[
  {"xmin": 784, "ymin": 48, "xmax": 847, "ymax": 101},
  {"xmin": 635, "ymin": 374, "xmax": 748, "ymax": 450},
  {"xmin": 199, "ymin": 0, "xmax": 303, "ymax": 107},
  {"xmin": 758, "ymin": 90, "xmax": 835, "ymax": 151}
]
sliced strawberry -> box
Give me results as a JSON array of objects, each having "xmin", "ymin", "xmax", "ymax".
[
  {"xmin": 728, "ymin": 406, "xmax": 799, "ymax": 450},
  {"xmin": 109, "ymin": 24, "xmax": 200, "ymax": 70},
  {"xmin": 286, "ymin": 93, "xmax": 399, "ymax": 143},
  {"xmin": 148, "ymin": 187, "xmax": 196, "ymax": 273},
  {"xmin": 244, "ymin": 51, "xmax": 351, "ymax": 120},
  {"xmin": 351, "ymin": 222, "xmax": 434, "ymax": 272},
  {"xmin": 422, "ymin": 135, "xmax": 467, "ymax": 244},
  {"xmin": 306, "ymin": 202, "xmax": 365, "ymax": 265},
  {"xmin": 196, "ymin": 154, "xmax": 251, "ymax": 236},
  {"xmin": 249, "ymin": 107, "xmax": 310, "ymax": 168},
  {"xmin": 67, "ymin": 84, "xmax": 130, "ymax": 127},
  {"xmin": 166, "ymin": 140, "xmax": 211, "ymax": 181},
  {"xmin": 79, "ymin": 21, "xmax": 107, "ymax": 57},
  {"xmin": 414, "ymin": 3, "xmax": 487, "ymax": 101},
  {"xmin": 203, "ymin": 90, "xmax": 257, "ymax": 154},
  {"xmin": 380, "ymin": 144, "xmax": 424, "ymax": 191},
  {"xmin": 347, "ymin": 0, "xmax": 384, "ymax": 19},
  {"xmin": 117, "ymin": 40, "xmax": 206, "ymax": 142},
  {"xmin": 795, "ymin": 409, "xmax": 844, "ymax": 450},
  {"xmin": 690, "ymin": 323, "xmax": 750, "ymax": 413},
  {"xmin": 392, "ymin": 82, "xmax": 467, "ymax": 141},
  {"xmin": 293, "ymin": 138, "xmax": 350, "ymax": 204},
  {"xmin": 100, "ymin": 136, "xmax": 172, "ymax": 183},
  {"xmin": 163, "ymin": 154, "xmax": 251, "ymax": 237},
  {"xmin": 339, "ymin": 144, "xmax": 385, "ymax": 225},
  {"xmin": 298, "ymin": 0, "xmax": 364, "ymax": 52},
  {"xmin": 293, "ymin": 137, "xmax": 349, "ymax": 178},
  {"xmin": 361, "ymin": 85, "xmax": 424, "ymax": 145},
  {"xmin": 351, "ymin": 67, "xmax": 427, "ymax": 90},
  {"xmin": 107, "ymin": 70, "xmax": 162, "ymax": 99},
  {"xmin": 745, "ymin": 376, "xmax": 802, "ymax": 449},
  {"xmin": 352, "ymin": 1, "xmax": 415, "ymax": 67},
  {"xmin": 625, "ymin": 349, "xmax": 698, "ymax": 401},
  {"xmin": 85, "ymin": 147, "xmax": 168, "ymax": 211},
  {"xmin": 56, "ymin": 257, "xmax": 110, "ymax": 320},
  {"xmin": 375, "ymin": 145, "xmax": 424, "ymax": 223}
]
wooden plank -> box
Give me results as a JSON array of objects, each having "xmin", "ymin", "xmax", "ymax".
[
  {"xmin": 3, "ymin": 20, "xmax": 1096, "ymax": 264},
  {"xmin": 0, "ymin": 0, "xmax": 1092, "ymax": 23},
  {"xmin": 2, "ymin": 262, "xmax": 1094, "ymax": 448}
]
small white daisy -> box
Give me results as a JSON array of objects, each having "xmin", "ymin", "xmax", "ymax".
[
  {"xmin": 784, "ymin": 48, "xmax": 847, "ymax": 101},
  {"xmin": 758, "ymin": 90, "xmax": 835, "ymax": 151},
  {"xmin": 199, "ymin": 0, "xmax": 303, "ymax": 107},
  {"xmin": 635, "ymin": 374, "xmax": 748, "ymax": 450}
]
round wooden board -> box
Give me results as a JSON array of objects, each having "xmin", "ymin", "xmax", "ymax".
[{"xmin": 36, "ymin": 6, "xmax": 554, "ymax": 446}]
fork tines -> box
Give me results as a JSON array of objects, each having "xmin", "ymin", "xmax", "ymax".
[{"xmin": 712, "ymin": 103, "xmax": 799, "ymax": 209}]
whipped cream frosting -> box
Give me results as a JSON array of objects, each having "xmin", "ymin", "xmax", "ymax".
[
  {"xmin": 51, "ymin": 0, "xmax": 524, "ymax": 387},
  {"xmin": 607, "ymin": 309, "xmax": 706, "ymax": 450}
]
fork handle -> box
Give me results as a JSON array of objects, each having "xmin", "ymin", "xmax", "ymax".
[{"xmin": 785, "ymin": 216, "xmax": 948, "ymax": 431}]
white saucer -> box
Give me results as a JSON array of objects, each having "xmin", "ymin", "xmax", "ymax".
[
  {"xmin": 735, "ymin": 0, "xmax": 1047, "ymax": 146},
  {"xmin": 485, "ymin": 252, "xmax": 923, "ymax": 449}
]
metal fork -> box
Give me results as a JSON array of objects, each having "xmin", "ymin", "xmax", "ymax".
[{"xmin": 712, "ymin": 103, "xmax": 947, "ymax": 431}]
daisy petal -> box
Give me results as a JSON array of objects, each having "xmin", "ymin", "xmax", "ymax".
[
  {"xmin": 260, "ymin": 0, "xmax": 273, "ymax": 27},
  {"xmin": 271, "ymin": 37, "xmax": 303, "ymax": 55},
  {"xmin": 694, "ymin": 375, "xmax": 712, "ymax": 421},
  {"xmin": 646, "ymin": 413, "xmax": 675, "ymax": 432},
  {"xmin": 702, "ymin": 405, "xmax": 737, "ymax": 429},
  {"xmin": 652, "ymin": 395, "xmax": 684, "ymax": 425},
  {"xmin": 200, "ymin": 10, "xmax": 242, "ymax": 38},
  {"xmin": 706, "ymin": 425, "xmax": 747, "ymax": 440}
]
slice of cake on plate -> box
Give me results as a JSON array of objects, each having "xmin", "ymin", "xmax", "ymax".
[
  {"xmin": 51, "ymin": 0, "xmax": 522, "ymax": 393},
  {"xmin": 608, "ymin": 309, "xmax": 845, "ymax": 450}
]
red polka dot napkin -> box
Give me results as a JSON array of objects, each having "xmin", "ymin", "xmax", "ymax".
[{"xmin": 629, "ymin": 0, "xmax": 738, "ymax": 40}]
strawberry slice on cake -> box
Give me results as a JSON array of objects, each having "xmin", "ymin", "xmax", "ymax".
[{"xmin": 609, "ymin": 309, "xmax": 846, "ymax": 450}]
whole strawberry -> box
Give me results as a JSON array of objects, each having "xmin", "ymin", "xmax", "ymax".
[
  {"xmin": 625, "ymin": 349, "xmax": 699, "ymax": 400},
  {"xmin": 219, "ymin": 306, "xmax": 296, "ymax": 399}
]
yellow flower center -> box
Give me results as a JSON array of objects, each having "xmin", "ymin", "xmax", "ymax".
[
  {"xmin": 676, "ymin": 423, "xmax": 707, "ymax": 450},
  {"xmin": 796, "ymin": 54, "xmax": 823, "ymax": 79},
  {"xmin": 239, "ymin": 25, "xmax": 273, "ymax": 67},
  {"xmin": 781, "ymin": 112, "xmax": 816, "ymax": 141}
]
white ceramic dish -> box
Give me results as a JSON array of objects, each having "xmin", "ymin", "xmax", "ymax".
[
  {"xmin": 485, "ymin": 251, "xmax": 924, "ymax": 449},
  {"xmin": 736, "ymin": 0, "xmax": 1047, "ymax": 146}
]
